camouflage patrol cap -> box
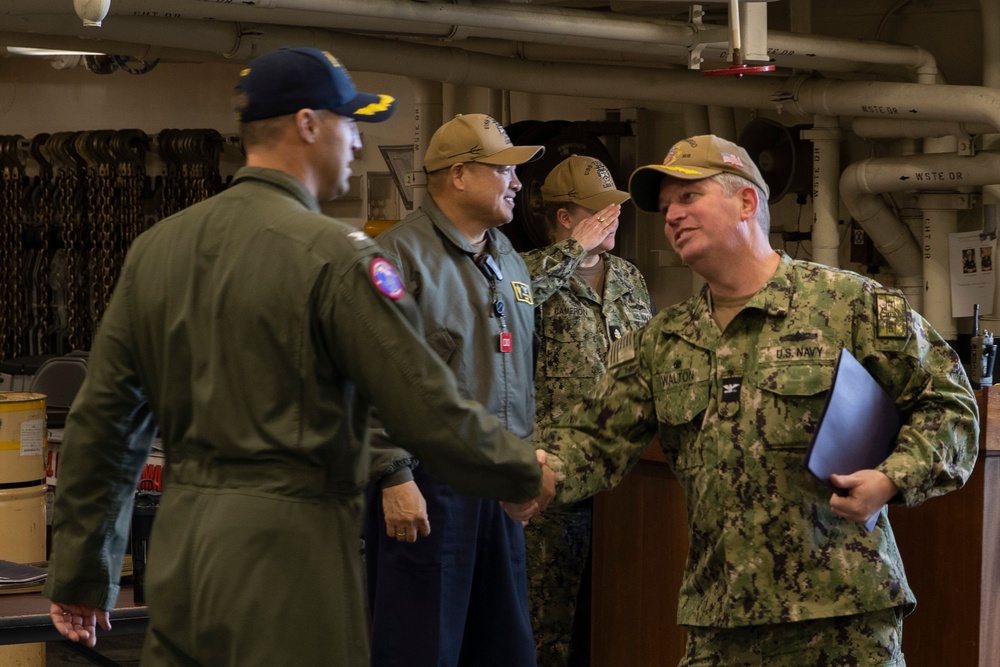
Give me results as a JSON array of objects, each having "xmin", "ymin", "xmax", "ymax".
[
  {"xmin": 628, "ymin": 134, "xmax": 769, "ymax": 212},
  {"xmin": 541, "ymin": 155, "xmax": 630, "ymax": 211}
]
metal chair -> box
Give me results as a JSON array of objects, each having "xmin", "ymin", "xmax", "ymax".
[{"xmin": 28, "ymin": 353, "xmax": 88, "ymax": 428}]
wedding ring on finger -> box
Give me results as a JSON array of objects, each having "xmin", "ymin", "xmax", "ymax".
[{"xmin": 598, "ymin": 216, "xmax": 605, "ymax": 222}]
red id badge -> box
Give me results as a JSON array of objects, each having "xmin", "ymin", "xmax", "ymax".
[{"xmin": 499, "ymin": 331, "xmax": 513, "ymax": 353}]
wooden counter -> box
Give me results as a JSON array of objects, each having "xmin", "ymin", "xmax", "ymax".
[{"xmin": 591, "ymin": 387, "xmax": 1000, "ymax": 666}]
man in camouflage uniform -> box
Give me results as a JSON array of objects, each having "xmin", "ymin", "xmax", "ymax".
[
  {"xmin": 520, "ymin": 155, "xmax": 653, "ymax": 666},
  {"xmin": 525, "ymin": 135, "xmax": 979, "ymax": 665}
]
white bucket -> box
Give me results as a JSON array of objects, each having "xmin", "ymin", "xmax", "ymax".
[
  {"xmin": 0, "ymin": 483, "xmax": 47, "ymax": 562},
  {"xmin": 0, "ymin": 393, "xmax": 46, "ymax": 485}
]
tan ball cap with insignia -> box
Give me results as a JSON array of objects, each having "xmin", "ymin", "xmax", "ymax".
[
  {"xmin": 628, "ymin": 134, "xmax": 769, "ymax": 213},
  {"xmin": 541, "ymin": 155, "xmax": 630, "ymax": 211},
  {"xmin": 423, "ymin": 113, "xmax": 544, "ymax": 173}
]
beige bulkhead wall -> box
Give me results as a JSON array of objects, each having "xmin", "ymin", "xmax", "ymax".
[{"xmin": 0, "ymin": 55, "xmax": 698, "ymax": 309}]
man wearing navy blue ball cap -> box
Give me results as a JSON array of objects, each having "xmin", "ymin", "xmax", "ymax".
[{"xmin": 43, "ymin": 47, "xmax": 553, "ymax": 666}]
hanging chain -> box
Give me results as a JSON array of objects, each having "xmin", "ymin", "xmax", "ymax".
[
  {"xmin": 0, "ymin": 137, "xmax": 27, "ymax": 360},
  {"xmin": 56, "ymin": 132, "xmax": 91, "ymax": 351},
  {"xmin": 4, "ymin": 128, "xmax": 222, "ymax": 354}
]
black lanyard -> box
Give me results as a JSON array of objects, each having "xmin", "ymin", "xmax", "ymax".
[{"xmin": 474, "ymin": 251, "xmax": 512, "ymax": 353}]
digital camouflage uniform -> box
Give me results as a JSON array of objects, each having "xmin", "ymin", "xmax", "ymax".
[
  {"xmin": 521, "ymin": 237, "xmax": 653, "ymax": 666},
  {"xmin": 538, "ymin": 252, "xmax": 979, "ymax": 664}
]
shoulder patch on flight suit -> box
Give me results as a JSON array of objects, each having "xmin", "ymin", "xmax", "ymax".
[
  {"xmin": 607, "ymin": 330, "xmax": 637, "ymax": 368},
  {"xmin": 347, "ymin": 229, "xmax": 376, "ymax": 251},
  {"xmin": 370, "ymin": 257, "xmax": 405, "ymax": 300},
  {"xmin": 511, "ymin": 281, "xmax": 534, "ymax": 305},
  {"xmin": 874, "ymin": 289, "xmax": 909, "ymax": 339}
]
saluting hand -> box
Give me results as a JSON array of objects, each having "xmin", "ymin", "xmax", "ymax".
[{"xmin": 570, "ymin": 204, "xmax": 621, "ymax": 252}]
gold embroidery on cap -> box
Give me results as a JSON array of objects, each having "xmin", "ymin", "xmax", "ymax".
[{"xmin": 354, "ymin": 94, "xmax": 395, "ymax": 116}]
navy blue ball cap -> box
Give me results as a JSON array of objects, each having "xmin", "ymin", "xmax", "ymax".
[{"xmin": 236, "ymin": 47, "xmax": 396, "ymax": 123}]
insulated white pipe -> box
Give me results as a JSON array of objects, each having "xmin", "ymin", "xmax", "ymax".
[
  {"xmin": 919, "ymin": 205, "xmax": 959, "ymax": 337},
  {"xmin": 840, "ymin": 151, "xmax": 1000, "ymax": 312},
  {"xmin": 898, "ymin": 206, "xmax": 925, "ymax": 313},
  {"xmin": 411, "ymin": 80, "xmax": 442, "ymax": 211},
  {"xmin": 802, "ymin": 117, "xmax": 841, "ymax": 268},
  {"xmin": 852, "ymin": 118, "xmax": 992, "ymax": 143}
]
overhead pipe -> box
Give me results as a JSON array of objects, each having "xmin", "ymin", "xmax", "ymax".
[
  {"xmin": 180, "ymin": 0, "xmax": 943, "ymax": 76},
  {"xmin": 52, "ymin": 0, "xmax": 945, "ymax": 78},
  {"xmin": 5, "ymin": 12, "xmax": 1000, "ymax": 140},
  {"xmin": 8, "ymin": 12, "xmax": 1000, "ymax": 142},
  {"xmin": 840, "ymin": 151, "xmax": 1000, "ymax": 313},
  {"xmin": 115, "ymin": 0, "xmax": 703, "ymax": 47},
  {"xmin": 852, "ymin": 118, "xmax": 990, "ymax": 147}
]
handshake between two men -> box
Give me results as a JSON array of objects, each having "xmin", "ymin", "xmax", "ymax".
[
  {"xmin": 381, "ymin": 449, "xmax": 558, "ymax": 542},
  {"xmin": 502, "ymin": 449, "xmax": 558, "ymax": 523}
]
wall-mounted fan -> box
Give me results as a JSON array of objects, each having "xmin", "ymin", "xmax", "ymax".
[{"xmin": 738, "ymin": 118, "xmax": 813, "ymax": 203}]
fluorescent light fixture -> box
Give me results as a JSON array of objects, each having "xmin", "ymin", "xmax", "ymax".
[{"xmin": 7, "ymin": 47, "xmax": 105, "ymax": 57}]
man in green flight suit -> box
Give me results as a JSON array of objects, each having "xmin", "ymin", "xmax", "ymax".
[{"xmin": 43, "ymin": 47, "xmax": 552, "ymax": 667}]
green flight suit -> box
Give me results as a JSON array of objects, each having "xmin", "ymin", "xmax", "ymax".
[{"xmin": 43, "ymin": 167, "xmax": 541, "ymax": 667}]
